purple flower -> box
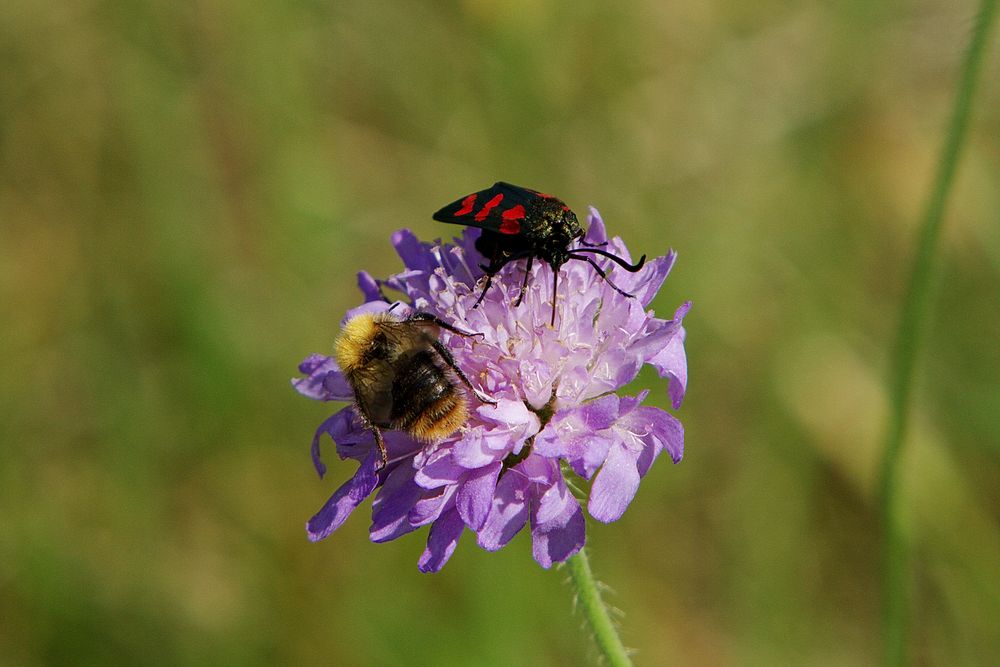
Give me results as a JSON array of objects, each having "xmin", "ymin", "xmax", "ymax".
[{"xmin": 293, "ymin": 207, "xmax": 689, "ymax": 572}]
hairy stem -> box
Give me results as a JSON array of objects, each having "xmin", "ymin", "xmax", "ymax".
[
  {"xmin": 566, "ymin": 549, "xmax": 633, "ymax": 667},
  {"xmin": 878, "ymin": 1, "xmax": 998, "ymax": 664}
]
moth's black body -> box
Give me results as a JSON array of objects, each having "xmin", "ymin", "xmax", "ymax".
[{"xmin": 433, "ymin": 182, "xmax": 646, "ymax": 324}]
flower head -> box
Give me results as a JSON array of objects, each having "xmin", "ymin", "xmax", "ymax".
[{"xmin": 293, "ymin": 207, "xmax": 689, "ymax": 571}]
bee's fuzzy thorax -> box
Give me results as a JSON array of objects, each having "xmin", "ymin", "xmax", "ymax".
[{"xmin": 334, "ymin": 313, "xmax": 378, "ymax": 373}]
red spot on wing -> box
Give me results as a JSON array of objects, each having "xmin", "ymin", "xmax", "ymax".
[
  {"xmin": 499, "ymin": 204, "xmax": 525, "ymax": 234},
  {"xmin": 475, "ymin": 193, "xmax": 504, "ymax": 222},
  {"xmin": 454, "ymin": 194, "xmax": 477, "ymax": 216}
]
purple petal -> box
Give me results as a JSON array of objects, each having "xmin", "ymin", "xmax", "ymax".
[
  {"xmin": 357, "ymin": 271, "xmax": 384, "ymax": 302},
  {"xmin": 622, "ymin": 405, "xmax": 684, "ymax": 473},
  {"xmin": 619, "ymin": 390, "xmax": 649, "ymax": 414},
  {"xmin": 309, "ymin": 406, "xmax": 361, "ymax": 477},
  {"xmin": 450, "ymin": 431, "xmax": 504, "ymax": 468},
  {"xmin": 391, "ymin": 229, "xmax": 435, "ymax": 272},
  {"xmin": 534, "ymin": 474, "xmax": 574, "ymax": 524},
  {"xmin": 370, "ymin": 465, "xmax": 423, "ymax": 542},
  {"xmin": 588, "ymin": 443, "xmax": 641, "ymax": 523},
  {"xmin": 297, "ymin": 353, "xmax": 334, "ymax": 377},
  {"xmin": 639, "ymin": 302, "xmax": 690, "ymax": 409},
  {"xmin": 477, "ymin": 398, "xmax": 542, "ymax": 435},
  {"xmin": 534, "ymin": 397, "xmax": 620, "ymax": 478},
  {"xmin": 516, "ymin": 358, "xmax": 557, "ymax": 409},
  {"xmin": 630, "ymin": 251, "xmax": 677, "ymax": 307},
  {"xmin": 585, "ymin": 207, "xmax": 608, "ymax": 244},
  {"xmin": 409, "ymin": 485, "xmax": 455, "ymax": 527},
  {"xmin": 292, "ymin": 354, "xmax": 353, "ymax": 401},
  {"xmin": 418, "ymin": 508, "xmax": 465, "ymax": 573},
  {"xmin": 477, "ymin": 469, "xmax": 531, "ymax": 551},
  {"xmin": 414, "ymin": 449, "xmax": 465, "ymax": 489},
  {"xmin": 306, "ymin": 451, "xmax": 381, "ymax": 541},
  {"xmin": 653, "ymin": 335, "xmax": 688, "ymax": 410},
  {"xmin": 455, "ymin": 461, "xmax": 502, "ymax": 531},
  {"xmin": 372, "ymin": 431, "xmax": 426, "ymax": 469},
  {"xmin": 530, "ymin": 486, "xmax": 586, "ymax": 569},
  {"xmin": 341, "ymin": 300, "xmax": 393, "ymax": 325},
  {"xmin": 517, "ymin": 454, "xmax": 559, "ymax": 484}
]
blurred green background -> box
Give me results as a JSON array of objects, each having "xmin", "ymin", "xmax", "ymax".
[{"xmin": 3, "ymin": 0, "xmax": 999, "ymax": 664}]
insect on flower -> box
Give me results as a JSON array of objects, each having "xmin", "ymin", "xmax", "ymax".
[
  {"xmin": 293, "ymin": 209, "xmax": 689, "ymax": 570},
  {"xmin": 432, "ymin": 181, "xmax": 647, "ymax": 324},
  {"xmin": 334, "ymin": 309, "xmax": 495, "ymax": 469}
]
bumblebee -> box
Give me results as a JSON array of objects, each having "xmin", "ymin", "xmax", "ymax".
[{"xmin": 334, "ymin": 309, "xmax": 495, "ymax": 468}]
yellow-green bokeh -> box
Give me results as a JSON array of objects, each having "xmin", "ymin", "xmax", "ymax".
[{"xmin": 2, "ymin": 0, "xmax": 999, "ymax": 664}]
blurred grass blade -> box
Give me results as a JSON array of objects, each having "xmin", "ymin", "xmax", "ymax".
[{"xmin": 878, "ymin": 0, "xmax": 999, "ymax": 664}]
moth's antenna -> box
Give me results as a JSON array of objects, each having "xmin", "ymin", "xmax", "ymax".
[{"xmin": 570, "ymin": 247, "xmax": 646, "ymax": 272}]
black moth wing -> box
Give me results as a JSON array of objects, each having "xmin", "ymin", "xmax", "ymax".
[{"xmin": 431, "ymin": 182, "xmax": 543, "ymax": 233}]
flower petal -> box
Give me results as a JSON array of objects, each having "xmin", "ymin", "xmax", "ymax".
[
  {"xmin": 588, "ymin": 442, "xmax": 641, "ymax": 523},
  {"xmin": 645, "ymin": 302, "xmax": 691, "ymax": 409},
  {"xmin": 414, "ymin": 449, "xmax": 465, "ymax": 489},
  {"xmin": 476, "ymin": 469, "xmax": 531, "ymax": 551},
  {"xmin": 455, "ymin": 461, "xmax": 502, "ymax": 531},
  {"xmin": 391, "ymin": 229, "xmax": 435, "ymax": 272},
  {"xmin": 292, "ymin": 354, "xmax": 353, "ymax": 402},
  {"xmin": 309, "ymin": 407, "xmax": 361, "ymax": 477},
  {"xmin": 534, "ymin": 397, "xmax": 619, "ymax": 478},
  {"xmin": 357, "ymin": 271, "xmax": 384, "ymax": 303},
  {"xmin": 530, "ymin": 489, "xmax": 585, "ymax": 569},
  {"xmin": 621, "ymin": 405, "xmax": 685, "ymax": 473},
  {"xmin": 479, "ymin": 398, "xmax": 534, "ymax": 428},
  {"xmin": 534, "ymin": 473, "xmax": 573, "ymax": 524},
  {"xmin": 418, "ymin": 508, "xmax": 465, "ymax": 573},
  {"xmin": 370, "ymin": 465, "xmax": 423, "ymax": 542},
  {"xmin": 450, "ymin": 431, "xmax": 504, "ymax": 468},
  {"xmin": 306, "ymin": 450, "xmax": 381, "ymax": 541},
  {"xmin": 628, "ymin": 251, "xmax": 677, "ymax": 307},
  {"xmin": 585, "ymin": 207, "xmax": 608, "ymax": 244},
  {"xmin": 340, "ymin": 300, "xmax": 393, "ymax": 325},
  {"xmin": 409, "ymin": 485, "xmax": 456, "ymax": 527}
]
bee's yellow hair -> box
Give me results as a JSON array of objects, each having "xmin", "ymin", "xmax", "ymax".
[{"xmin": 334, "ymin": 313, "xmax": 379, "ymax": 373}]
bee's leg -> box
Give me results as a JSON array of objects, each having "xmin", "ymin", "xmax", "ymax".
[
  {"xmin": 354, "ymin": 397, "xmax": 389, "ymax": 470},
  {"xmin": 409, "ymin": 312, "xmax": 483, "ymax": 339},
  {"xmin": 370, "ymin": 426, "xmax": 388, "ymax": 470},
  {"xmin": 430, "ymin": 339, "xmax": 497, "ymax": 405},
  {"xmin": 512, "ymin": 254, "xmax": 533, "ymax": 307}
]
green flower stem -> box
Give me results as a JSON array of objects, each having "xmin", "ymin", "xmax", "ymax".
[
  {"xmin": 878, "ymin": 1, "xmax": 998, "ymax": 664},
  {"xmin": 566, "ymin": 548, "xmax": 633, "ymax": 667}
]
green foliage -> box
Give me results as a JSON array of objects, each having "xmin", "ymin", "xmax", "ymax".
[{"xmin": 2, "ymin": 1, "xmax": 998, "ymax": 664}]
